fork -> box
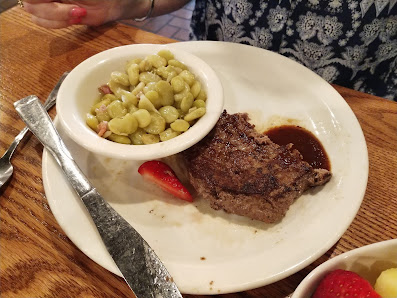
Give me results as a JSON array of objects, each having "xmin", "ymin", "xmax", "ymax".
[{"xmin": 0, "ymin": 72, "xmax": 69, "ymax": 189}]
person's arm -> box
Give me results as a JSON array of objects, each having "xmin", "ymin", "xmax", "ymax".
[
  {"xmin": 136, "ymin": 0, "xmax": 191, "ymax": 19},
  {"xmin": 23, "ymin": 0, "xmax": 191, "ymax": 29}
]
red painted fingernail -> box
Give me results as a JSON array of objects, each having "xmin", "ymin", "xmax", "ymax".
[
  {"xmin": 70, "ymin": 7, "xmax": 87, "ymax": 18},
  {"xmin": 69, "ymin": 17, "xmax": 82, "ymax": 25}
]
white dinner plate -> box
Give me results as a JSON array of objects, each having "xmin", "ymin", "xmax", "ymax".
[{"xmin": 42, "ymin": 41, "xmax": 368, "ymax": 295}]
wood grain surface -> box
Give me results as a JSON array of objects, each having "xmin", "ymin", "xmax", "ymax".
[{"xmin": 1, "ymin": 7, "xmax": 396, "ymax": 298}]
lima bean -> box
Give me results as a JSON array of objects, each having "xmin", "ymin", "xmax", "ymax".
[
  {"xmin": 111, "ymin": 71, "xmax": 129, "ymax": 86},
  {"xmin": 179, "ymin": 70, "xmax": 195, "ymax": 86},
  {"xmin": 132, "ymin": 109, "xmax": 151, "ymax": 128},
  {"xmin": 91, "ymin": 98, "xmax": 112, "ymax": 114},
  {"xmin": 108, "ymin": 80, "xmax": 128, "ymax": 98},
  {"xmin": 193, "ymin": 99, "xmax": 206, "ymax": 108},
  {"xmin": 159, "ymin": 128, "xmax": 180, "ymax": 141},
  {"xmin": 86, "ymin": 113, "xmax": 99, "ymax": 131},
  {"xmin": 159, "ymin": 106, "xmax": 179, "ymax": 123},
  {"xmin": 107, "ymin": 133, "xmax": 131, "ymax": 144},
  {"xmin": 108, "ymin": 113, "xmax": 138, "ymax": 136},
  {"xmin": 147, "ymin": 54, "xmax": 167, "ymax": 68},
  {"xmin": 191, "ymin": 81, "xmax": 201, "ymax": 98},
  {"xmin": 138, "ymin": 94, "xmax": 157, "ymax": 113},
  {"xmin": 145, "ymin": 90, "xmax": 161, "ymax": 108},
  {"xmin": 170, "ymin": 119, "xmax": 190, "ymax": 132},
  {"xmin": 142, "ymin": 134, "xmax": 160, "ymax": 144},
  {"xmin": 144, "ymin": 112, "xmax": 166, "ymax": 134},
  {"xmin": 168, "ymin": 59, "xmax": 187, "ymax": 70},
  {"xmin": 127, "ymin": 63, "xmax": 140, "ymax": 86},
  {"xmin": 184, "ymin": 107, "xmax": 206, "ymax": 122},
  {"xmin": 156, "ymin": 80, "xmax": 174, "ymax": 106},
  {"xmin": 120, "ymin": 90, "xmax": 138, "ymax": 107},
  {"xmin": 157, "ymin": 49, "xmax": 174, "ymax": 61},
  {"xmin": 180, "ymin": 93, "xmax": 194, "ymax": 113},
  {"xmin": 107, "ymin": 100, "xmax": 127, "ymax": 118},
  {"xmin": 129, "ymin": 128, "xmax": 145, "ymax": 145}
]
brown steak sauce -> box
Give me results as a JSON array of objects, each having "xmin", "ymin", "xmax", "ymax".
[{"xmin": 265, "ymin": 125, "xmax": 331, "ymax": 171}]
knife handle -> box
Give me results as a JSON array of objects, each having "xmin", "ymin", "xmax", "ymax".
[
  {"xmin": 14, "ymin": 95, "xmax": 91, "ymax": 197},
  {"xmin": 81, "ymin": 188, "xmax": 182, "ymax": 298}
]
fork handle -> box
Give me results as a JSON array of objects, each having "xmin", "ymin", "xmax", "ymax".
[
  {"xmin": 0, "ymin": 127, "xmax": 29, "ymax": 160},
  {"xmin": 1, "ymin": 72, "xmax": 69, "ymax": 161},
  {"xmin": 42, "ymin": 71, "xmax": 69, "ymax": 110}
]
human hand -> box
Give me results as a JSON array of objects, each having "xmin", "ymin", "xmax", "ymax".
[{"xmin": 22, "ymin": 0, "xmax": 147, "ymax": 29}]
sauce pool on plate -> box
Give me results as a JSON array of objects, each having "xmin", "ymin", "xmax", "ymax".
[{"xmin": 265, "ymin": 125, "xmax": 331, "ymax": 171}]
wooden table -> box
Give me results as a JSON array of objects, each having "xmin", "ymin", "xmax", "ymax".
[{"xmin": 1, "ymin": 7, "xmax": 396, "ymax": 298}]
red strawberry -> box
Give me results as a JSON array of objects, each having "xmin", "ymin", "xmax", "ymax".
[
  {"xmin": 138, "ymin": 160, "xmax": 193, "ymax": 202},
  {"xmin": 313, "ymin": 269, "xmax": 381, "ymax": 298}
]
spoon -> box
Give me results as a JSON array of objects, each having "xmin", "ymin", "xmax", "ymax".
[{"xmin": 0, "ymin": 72, "xmax": 69, "ymax": 189}]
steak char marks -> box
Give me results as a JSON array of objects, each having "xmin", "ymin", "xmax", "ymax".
[{"xmin": 182, "ymin": 110, "xmax": 332, "ymax": 223}]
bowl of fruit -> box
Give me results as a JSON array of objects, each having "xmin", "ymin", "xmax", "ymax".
[{"xmin": 292, "ymin": 239, "xmax": 397, "ymax": 298}]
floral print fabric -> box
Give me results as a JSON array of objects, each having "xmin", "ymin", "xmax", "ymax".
[{"xmin": 190, "ymin": 0, "xmax": 397, "ymax": 100}]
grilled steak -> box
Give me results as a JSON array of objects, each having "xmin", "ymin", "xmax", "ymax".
[{"xmin": 181, "ymin": 110, "xmax": 332, "ymax": 223}]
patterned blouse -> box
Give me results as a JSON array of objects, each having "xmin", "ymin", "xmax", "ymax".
[{"xmin": 190, "ymin": 0, "xmax": 397, "ymax": 100}]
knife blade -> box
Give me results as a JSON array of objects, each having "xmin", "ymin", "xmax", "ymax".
[{"xmin": 14, "ymin": 95, "xmax": 183, "ymax": 298}]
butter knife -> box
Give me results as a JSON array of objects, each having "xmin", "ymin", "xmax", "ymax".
[{"xmin": 14, "ymin": 95, "xmax": 182, "ymax": 298}]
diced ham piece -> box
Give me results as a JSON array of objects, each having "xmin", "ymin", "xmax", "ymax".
[
  {"xmin": 98, "ymin": 84, "xmax": 113, "ymax": 94},
  {"xmin": 97, "ymin": 121, "xmax": 108, "ymax": 137}
]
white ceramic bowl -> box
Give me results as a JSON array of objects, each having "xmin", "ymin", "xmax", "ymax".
[
  {"xmin": 57, "ymin": 44, "xmax": 223, "ymax": 160},
  {"xmin": 292, "ymin": 239, "xmax": 397, "ymax": 298}
]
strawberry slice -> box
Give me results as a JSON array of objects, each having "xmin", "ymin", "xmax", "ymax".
[
  {"xmin": 313, "ymin": 269, "xmax": 381, "ymax": 298},
  {"xmin": 138, "ymin": 160, "xmax": 193, "ymax": 202}
]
